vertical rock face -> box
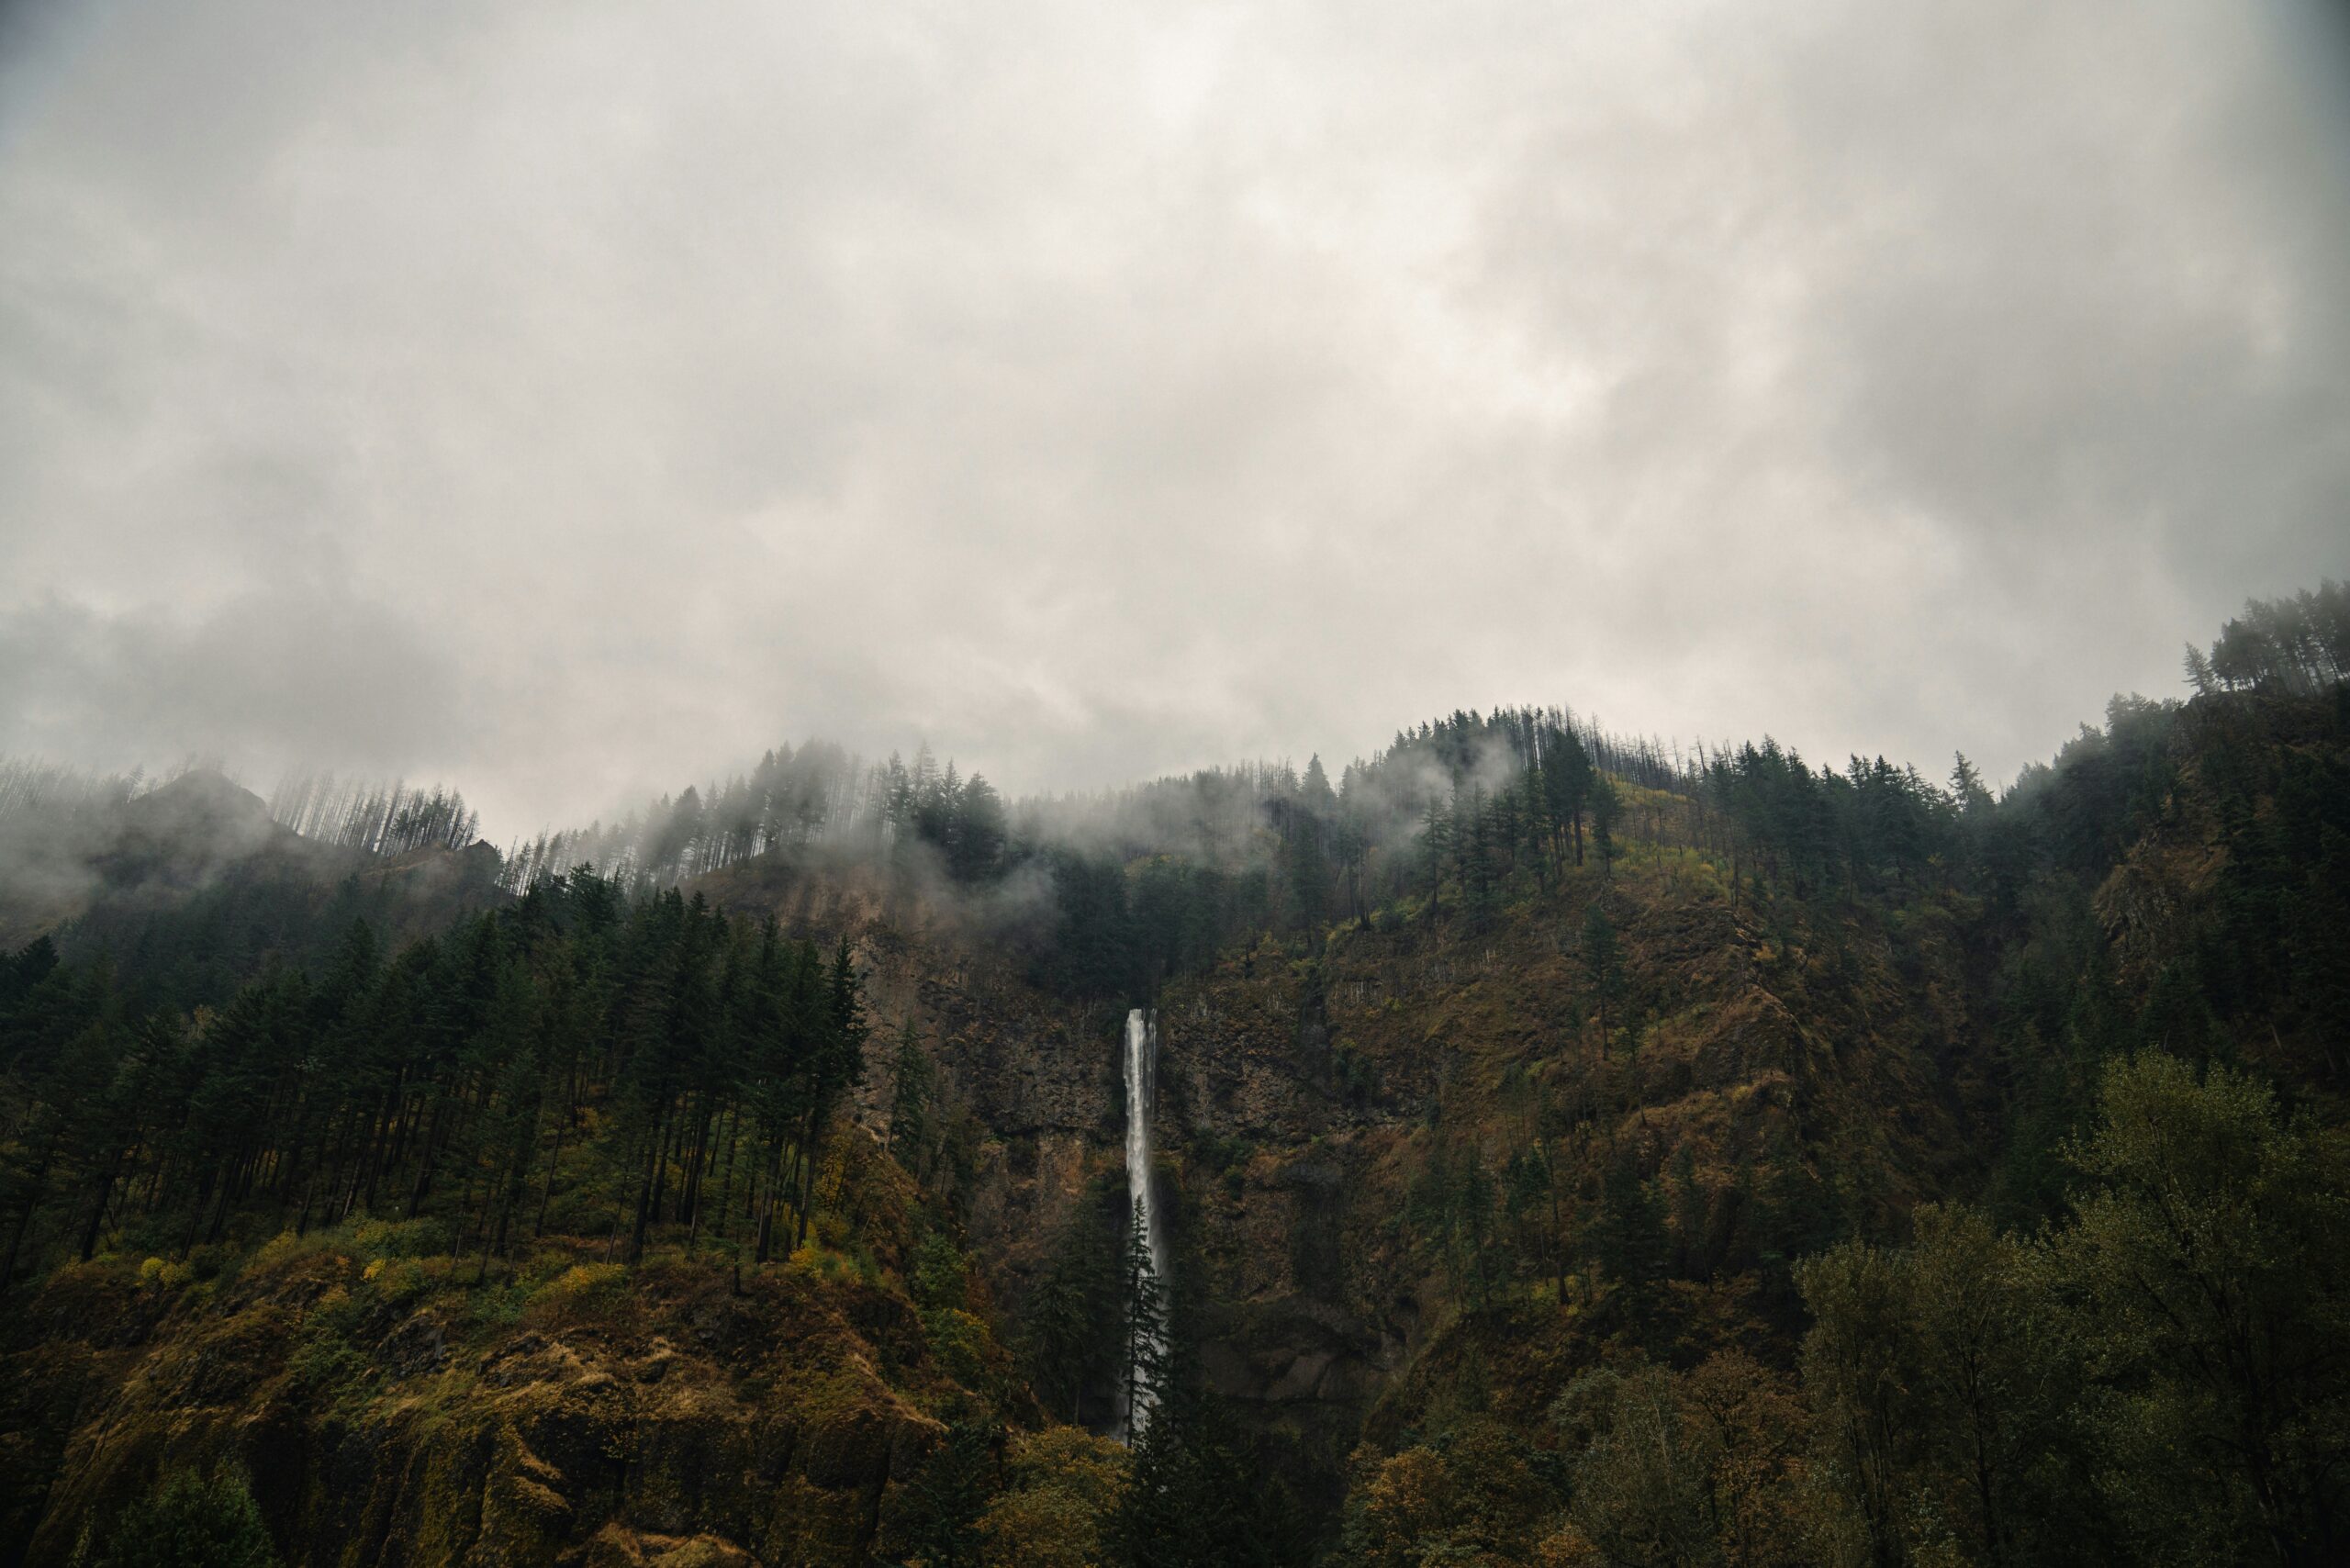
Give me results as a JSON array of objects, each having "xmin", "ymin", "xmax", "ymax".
[
  {"xmin": 1, "ymin": 1251, "xmax": 955, "ymax": 1568},
  {"xmin": 886, "ymin": 864, "xmax": 1989, "ymax": 1494},
  {"xmin": 838, "ymin": 872, "xmax": 1942, "ymax": 1383}
]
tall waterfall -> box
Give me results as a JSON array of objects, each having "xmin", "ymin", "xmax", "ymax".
[{"xmin": 1122, "ymin": 1006, "xmax": 1169, "ymax": 1437}]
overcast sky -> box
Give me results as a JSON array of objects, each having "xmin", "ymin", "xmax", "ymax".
[{"xmin": 3, "ymin": 0, "xmax": 2346, "ymax": 838}]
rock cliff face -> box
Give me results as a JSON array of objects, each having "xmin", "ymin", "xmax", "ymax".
[
  {"xmin": 2, "ymin": 1214, "xmax": 973, "ymax": 1566},
  {"xmin": 743, "ymin": 848, "xmax": 1992, "ymax": 1506}
]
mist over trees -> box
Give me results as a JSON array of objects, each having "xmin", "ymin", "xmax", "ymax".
[
  {"xmin": 488, "ymin": 741, "xmax": 1012, "ymax": 893},
  {"xmin": 266, "ymin": 774, "xmax": 480, "ymax": 858},
  {"xmin": 0, "ymin": 868, "xmax": 874, "ymax": 1292},
  {"xmin": 2184, "ymin": 578, "xmax": 2350, "ymax": 698}
]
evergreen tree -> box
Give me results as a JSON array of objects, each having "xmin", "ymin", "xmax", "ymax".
[
  {"xmin": 1024, "ymin": 1179, "xmax": 1124, "ymax": 1426},
  {"xmin": 888, "ymin": 1417, "xmax": 998, "ymax": 1568},
  {"xmin": 1583, "ymin": 902, "xmax": 1621, "ymax": 1056},
  {"xmin": 888, "ymin": 1020, "xmax": 934, "ymax": 1176},
  {"xmin": 1588, "ymin": 1149, "xmax": 1669, "ymax": 1301},
  {"xmin": 1119, "ymin": 1197, "xmax": 1169, "ymax": 1437},
  {"xmin": 948, "ymin": 775, "xmax": 1007, "ymax": 881},
  {"xmin": 1589, "ymin": 775, "xmax": 1621, "ymax": 877},
  {"xmin": 72, "ymin": 1468, "xmax": 278, "ymax": 1568},
  {"xmin": 1113, "ymin": 1375, "xmax": 1275, "ymax": 1568}
]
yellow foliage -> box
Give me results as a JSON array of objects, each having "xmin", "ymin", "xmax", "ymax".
[
  {"xmin": 138, "ymin": 1256, "xmax": 192, "ymax": 1291},
  {"xmin": 1363, "ymin": 1448, "xmax": 1452, "ymax": 1558},
  {"xmin": 977, "ymin": 1488, "xmax": 1103, "ymax": 1568},
  {"xmin": 786, "ymin": 1243, "xmax": 860, "ymax": 1283},
  {"xmin": 923, "ymin": 1306, "xmax": 997, "ymax": 1392},
  {"xmin": 977, "ymin": 1428, "xmax": 1129, "ymax": 1568},
  {"xmin": 541, "ymin": 1262, "xmax": 626, "ymax": 1300},
  {"xmin": 365, "ymin": 1258, "xmax": 429, "ymax": 1301},
  {"xmin": 248, "ymin": 1228, "xmax": 309, "ymax": 1271},
  {"xmin": 1002, "ymin": 1427, "xmax": 1129, "ymax": 1500},
  {"xmin": 1535, "ymin": 1528, "xmax": 1604, "ymax": 1566}
]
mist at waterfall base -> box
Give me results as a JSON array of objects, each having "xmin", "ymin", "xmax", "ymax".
[{"xmin": 1117, "ymin": 1007, "xmax": 1170, "ymax": 1443}]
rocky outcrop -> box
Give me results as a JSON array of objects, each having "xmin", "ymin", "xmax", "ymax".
[{"xmin": 2, "ymin": 1246, "xmax": 954, "ymax": 1568}]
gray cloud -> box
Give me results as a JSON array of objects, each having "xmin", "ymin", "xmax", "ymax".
[
  {"xmin": 3, "ymin": 0, "xmax": 2345, "ymax": 838},
  {"xmin": 0, "ymin": 588, "xmax": 471, "ymax": 776}
]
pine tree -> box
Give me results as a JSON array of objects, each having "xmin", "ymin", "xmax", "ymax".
[
  {"xmin": 889, "ymin": 1417, "xmax": 997, "ymax": 1568},
  {"xmin": 888, "ymin": 1020, "xmax": 934, "ymax": 1176},
  {"xmin": 1542, "ymin": 722, "xmax": 1595, "ymax": 867},
  {"xmin": 1589, "ymin": 775, "xmax": 1622, "ymax": 878},
  {"xmin": 1420, "ymin": 796, "xmax": 1452, "ymax": 917},
  {"xmin": 1589, "ymin": 1150, "xmax": 1669, "ymax": 1302},
  {"xmin": 1583, "ymin": 902, "xmax": 1621, "ymax": 1057},
  {"xmin": 1120, "ymin": 1196, "xmax": 1169, "ymax": 1438},
  {"xmin": 1112, "ymin": 1374, "xmax": 1276, "ymax": 1568}
]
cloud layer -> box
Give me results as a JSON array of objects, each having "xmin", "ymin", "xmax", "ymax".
[{"xmin": 5, "ymin": 0, "xmax": 2347, "ymax": 836}]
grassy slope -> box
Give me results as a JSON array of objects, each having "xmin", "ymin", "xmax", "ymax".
[{"xmin": 0, "ymin": 1123, "xmax": 1017, "ymax": 1567}]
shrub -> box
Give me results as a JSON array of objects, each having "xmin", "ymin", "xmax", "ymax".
[
  {"xmin": 911, "ymin": 1233, "xmax": 970, "ymax": 1313},
  {"xmin": 360, "ymin": 1257, "xmax": 430, "ymax": 1304},
  {"xmin": 527, "ymin": 1261, "xmax": 626, "ymax": 1312},
  {"xmin": 71, "ymin": 1468, "xmax": 278, "ymax": 1568},
  {"xmin": 139, "ymin": 1257, "xmax": 193, "ymax": 1293},
  {"xmin": 976, "ymin": 1427, "xmax": 1130, "ymax": 1568},
  {"xmin": 349, "ymin": 1217, "xmax": 453, "ymax": 1260},
  {"xmin": 923, "ymin": 1306, "xmax": 997, "ymax": 1393}
]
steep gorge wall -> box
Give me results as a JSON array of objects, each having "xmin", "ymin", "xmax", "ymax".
[
  {"xmin": 2, "ymin": 1246, "xmax": 959, "ymax": 1568},
  {"xmin": 787, "ymin": 850, "xmax": 1992, "ymax": 1487}
]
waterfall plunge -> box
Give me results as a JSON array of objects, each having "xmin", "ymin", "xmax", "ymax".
[{"xmin": 1122, "ymin": 1006, "xmax": 1169, "ymax": 1438}]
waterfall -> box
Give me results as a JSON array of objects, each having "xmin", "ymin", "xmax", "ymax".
[{"xmin": 1122, "ymin": 1006, "xmax": 1169, "ymax": 1438}]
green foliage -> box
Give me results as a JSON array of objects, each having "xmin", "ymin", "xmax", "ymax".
[
  {"xmin": 1022, "ymin": 1177, "xmax": 1124, "ymax": 1427},
  {"xmin": 1794, "ymin": 1057, "xmax": 2350, "ymax": 1568},
  {"xmin": 0, "ymin": 871, "xmax": 872, "ymax": 1288},
  {"xmin": 285, "ymin": 1282, "xmax": 375, "ymax": 1404},
  {"xmin": 2055, "ymin": 1054, "xmax": 2350, "ymax": 1566},
  {"xmin": 1348, "ymin": 1417, "xmax": 1563, "ymax": 1568},
  {"xmin": 923, "ymin": 1307, "xmax": 999, "ymax": 1396},
  {"xmin": 890, "ymin": 1022, "xmax": 935, "ymax": 1176},
  {"xmin": 976, "ymin": 1428, "xmax": 1129, "ymax": 1568},
  {"xmin": 1119, "ymin": 1198, "xmax": 1169, "ymax": 1432},
  {"xmin": 912, "ymin": 1230, "xmax": 972, "ymax": 1314},
  {"xmin": 1406, "ymin": 1144, "xmax": 1506, "ymax": 1309},
  {"xmin": 1112, "ymin": 1382, "xmax": 1281, "ymax": 1568},
  {"xmin": 2188, "ymin": 580, "xmax": 2350, "ymax": 697},
  {"xmin": 883, "ymin": 1417, "xmax": 998, "ymax": 1568},
  {"xmin": 1542, "ymin": 1352, "xmax": 1808, "ymax": 1568},
  {"xmin": 1554, "ymin": 1364, "xmax": 1725, "ymax": 1566},
  {"xmin": 6, "ymin": 588, "xmax": 2349, "ymax": 1568},
  {"xmin": 71, "ymin": 1468, "xmax": 278, "ymax": 1568},
  {"xmin": 1586, "ymin": 1149, "xmax": 1669, "ymax": 1302}
]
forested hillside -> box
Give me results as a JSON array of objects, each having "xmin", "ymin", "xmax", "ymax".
[{"xmin": 1, "ymin": 587, "xmax": 2346, "ymax": 1567}]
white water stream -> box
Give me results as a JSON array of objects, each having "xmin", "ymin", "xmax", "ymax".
[{"xmin": 1123, "ymin": 1006, "xmax": 1169, "ymax": 1437}]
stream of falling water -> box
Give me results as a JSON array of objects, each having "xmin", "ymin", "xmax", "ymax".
[{"xmin": 1122, "ymin": 1006, "xmax": 1169, "ymax": 1439}]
